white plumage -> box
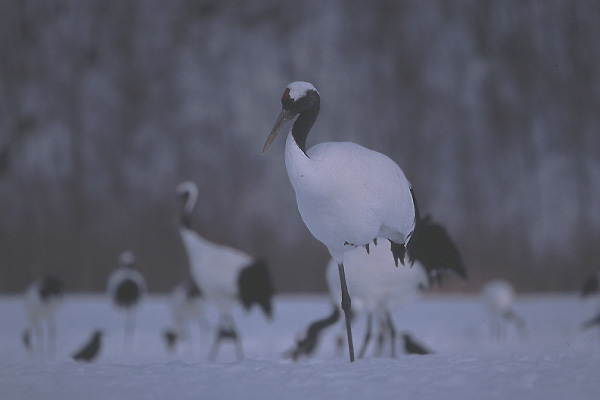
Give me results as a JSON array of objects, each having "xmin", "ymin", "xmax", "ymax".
[
  {"xmin": 271, "ymin": 83, "xmax": 415, "ymax": 266},
  {"xmin": 179, "ymin": 228, "xmax": 252, "ymax": 313},
  {"xmin": 482, "ymin": 279, "xmax": 526, "ymax": 339},
  {"xmin": 22, "ymin": 276, "xmax": 63, "ymax": 356},
  {"xmin": 176, "ymin": 181, "xmax": 274, "ymax": 361},
  {"xmin": 163, "ymin": 281, "xmax": 207, "ymax": 352}
]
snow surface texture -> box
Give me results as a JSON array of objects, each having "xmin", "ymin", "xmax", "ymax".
[{"xmin": 1, "ymin": 294, "xmax": 599, "ymax": 400}]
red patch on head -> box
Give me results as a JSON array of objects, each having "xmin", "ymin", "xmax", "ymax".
[{"xmin": 281, "ymin": 88, "xmax": 290, "ymax": 102}]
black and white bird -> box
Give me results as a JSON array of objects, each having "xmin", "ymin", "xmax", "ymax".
[
  {"xmin": 72, "ymin": 330, "xmax": 103, "ymax": 363},
  {"xmin": 107, "ymin": 250, "xmax": 147, "ymax": 347},
  {"xmin": 163, "ymin": 280, "xmax": 207, "ymax": 352},
  {"xmin": 22, "ymin": 276, "xmax": 64, "ymax": 356},
  {"xmin": 482, "ymin": 279, "xmax": 526, "ymax": 339},
  {"xmin": 286, "ymin": 218, "xmax": 465, "ymax": 360},
  {"xmin": 263, "ymin": 81, "xmax": 462, "ymax": 361},
  {"xmin": 176, "ymin": 181, "xmax": 275, "ymax": 361}
]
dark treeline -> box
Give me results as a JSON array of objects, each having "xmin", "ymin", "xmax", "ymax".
[{"xmin": 1, "ymin": 0, "xmax": 599, "ymax": 294}]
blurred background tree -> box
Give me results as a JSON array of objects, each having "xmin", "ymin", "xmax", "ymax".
[{"xmin": 1, "ymin": 0, "xmax": 599, "ymax": 293}]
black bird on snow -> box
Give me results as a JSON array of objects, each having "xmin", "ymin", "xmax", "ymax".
[
  {"xmin": 402, "ymin": 333, "xmax": 433, "ymax": 355},
  {"xmin": 72, "ymin": 330, "xmax": 103, "ymax": 363}
]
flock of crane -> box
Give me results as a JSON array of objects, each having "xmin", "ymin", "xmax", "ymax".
[{"xmin": 19, "ymin": 82, "xmax": 600, "ymax": 363}]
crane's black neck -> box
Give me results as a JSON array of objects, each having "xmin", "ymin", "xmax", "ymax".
[
  {"xmin": 181, "ymin": 209, "xmax": 193, "ymax": 229},
  {"xmin": 180, "ymin": 192, "xmax": 195, "ymax": 229},
  {"xmin": 291, "ymin": 91, "xmax": 320, "ymax": 155}
]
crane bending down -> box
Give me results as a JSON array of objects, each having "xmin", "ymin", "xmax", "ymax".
[
  {"xmin": 263, "ymin": 82, "xmax": 423, "ymax": 362},
  {"xmin": 176, "ymin": 181, "xmax": 274, "ymax": 361}
]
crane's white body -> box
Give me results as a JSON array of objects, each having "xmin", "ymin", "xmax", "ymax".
[
  {"xmin": 285, "ymin": 134, "xmax": 415, "ymax": 265},
  {"xmin": 169, "ymin": 282, "xmax": 206, "ymax": 332},
  {"xmin": 482, "ymin": 279, "xmax": 525, "ymax": 339},
  {"xmin": 483, "ymin": 280, "xmax": 514, "ymax": 315},
  {"xmin": 166, "ymin": 282, "xmax": 207, "ymax": 349},
  {"xmin": 179, "ymin": 228, "xmax": 252, "ymax": 314},
  {"xmin": 23, "ymin": 280, "xmax": 63, "ymax": 355}
]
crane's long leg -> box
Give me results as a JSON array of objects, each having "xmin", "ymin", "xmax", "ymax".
[
  {"xmin": 358, "ymin": 313, "xmax": 373, "ymax": 359},
  {"xmin": 338, "ymin": 263, "xmax": 355, "ymax": 362},
  {"xmin": 124, "ymin": 311, "xmax": 135, "ymax": 349},
  {"xmin": 48, "ymin": 318, "xmax": 57, "ymax": 358},
  {"xmin": 385, "ymin": 310, "xmax": 397, "ymax": 358},
  {"xmin": 208, "ymin": 314, "xmax": 243, "ymax": 362},
  {"xmin": 375, "ymin": 315, "xmax": 387, "ymax": 357}
]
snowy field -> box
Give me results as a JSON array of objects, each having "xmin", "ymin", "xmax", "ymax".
[{"xmin": 1, "ymin": 293, "xmax": 600, "ymax": 400}]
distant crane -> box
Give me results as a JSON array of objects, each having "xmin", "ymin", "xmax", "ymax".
[
  {"xmin": 176, "ymin": 181, "xmax": 274, "ymax": 361},
  {"xmin": 263, "ymin": 82, "xmax": 463, "ymax": 361},
  {"xmin": 22, "ymin": 276, "xmax": 64, "ymax": 357},
  {"xmin": 482, "ymin": 280, "xmax": 526, "ymax": 339},
  {"xmin": 107, "ymin": 250, "xmax": 147, "ymax": 348}
]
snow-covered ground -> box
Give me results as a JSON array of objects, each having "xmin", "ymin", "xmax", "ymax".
[{"xmin": 1, "ymin": 293, "xmax": 599, "ymax": 400}]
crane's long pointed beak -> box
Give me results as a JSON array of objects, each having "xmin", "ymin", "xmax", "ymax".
[{"xmin": 262, "ymin": 109, "xmax": 294, "ymax": 154}]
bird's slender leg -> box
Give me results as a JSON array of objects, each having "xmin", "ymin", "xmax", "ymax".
[
  {"xmin": 385, "ymin": 310, "xmax": 397, "ymax": 358},
  {"xmin": 48, "ymin": 319, "xmax": 57, "ymax": 358},
  {"xmin": 375, "ymin": 316, "xmax": 387, "ymax": 357},
  {"xmin": 124, "ymin": 311, "xmax": 135, "ymax": 349},
  {"xmin": 33, "ymin": 322, "xmax": 43, "ymax": 356},
  {"xmin": 358, "ymin": 313, "xmax": 373, "ymax": 359},
  {"xmin": 207, "ymin": 330, "xmax": 220, "ymax": 362},
  {"xmin": 208, "ymin": 314, "xmax": 243, "ymax": 362},
  {"xmin": 338, "ymin": 263, "xmax": 355, "ymax": 362}
]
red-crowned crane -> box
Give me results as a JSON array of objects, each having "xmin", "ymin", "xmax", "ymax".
[
  {"xmin": 22, "ymin": 276, "xmax": 63, "ymax": 357},
  {"xmin": 262, "ymin": 82, "xmax": 463, "ymax": 361},
  {"xmin": 176, "ymin": 181, "xmax": 274, "ymax": 361}
]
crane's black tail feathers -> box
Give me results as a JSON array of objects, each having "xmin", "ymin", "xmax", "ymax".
[
  {"xmin": 582, "ymin": 312, "xmax": 600, "ymax": 331},
  {"xmin": 395, "ymin": 189, "xmax": 467, "ymax": 285},
  {"xmin": 283, "ymin": 307, "xmax": 341, "ymax": 361},
  {"xmin": 238, "ymin": 259, "xmax": 275, "ymax": 318},
  {"xmin": 390, "ymin": 188, "xmax": 421, "ymax": 267}
]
